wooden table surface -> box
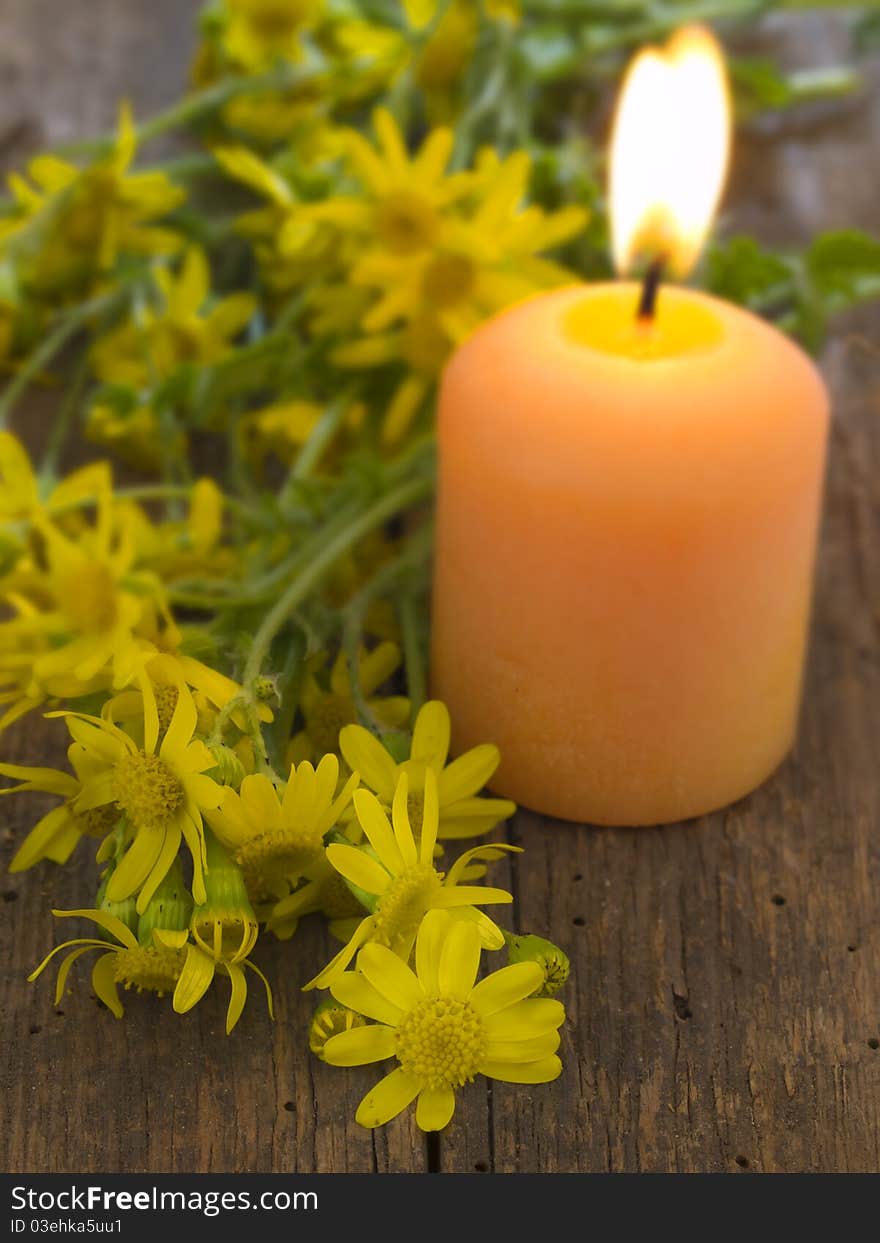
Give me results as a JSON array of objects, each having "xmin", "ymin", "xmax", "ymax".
[{"xmin": 1, "ymin": 3, "xmax": 879, "ymax": 1175}]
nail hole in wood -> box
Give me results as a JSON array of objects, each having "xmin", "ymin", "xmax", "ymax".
[
  {"xmin": 54, "ymin": 1009, "xmax": 65, "ymax": 1017},
  {"xmin": 572, "ymin": 873, "xmax": 583, "ymax": 882},
  {"xmin": 770, "ymin": 894, "xmax": 786, "ymax": 906},
  {"xmin": 474, "ymin": 1161, "xmax": 488, "ymax": 1172},
  {"xmin": 735, "ymin": 1155, "xmax": 750, "ymax": 1168},
  {"xmin": 3, "ymin": 890, "xmax": 18, "ymax": 902},
  {"xmin": 572, "ymin": 916, "xmax": 586, "ymax": 927},
  {"xmin": 283, "ymin": 1101, "xmax": 295, "ymax": 1111},
  {"xmin": 29, "ymin": 1024, "xmax": 41, "ymax": 1035},
  {"xmin": 868, "ymin": 1039, "xmax": 879, "ymax": 1050},
  {"xmin": 847, "ymin": 944, "xmax": 859, "ymax": 952},
  {"xmin": 672, "ymin": 992, "xmax": 692, "ymax": 1021}
]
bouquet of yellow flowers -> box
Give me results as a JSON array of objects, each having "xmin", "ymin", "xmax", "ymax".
[{"xmin": 0, "ymin": 0, "xmax": 876, "ymax": 1137}]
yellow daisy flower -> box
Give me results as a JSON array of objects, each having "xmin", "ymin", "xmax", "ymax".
[
  {"xmin": 223, "ymin": 0, "xmax": 322, "ymax": 73},
  {"xmin": 287, "ymin": 643, "xmax": 409, "ymax": 765},
  {"xmin": 0, "ymin": 495, "xmax": 167, "ymax": 698},
  {"xmin": 1, "ymin": 103, "xmax": 184, "ymax": 299},
  {"xmin": 306, "ymin": 108, "xmax": 473, "ymax": 257},
  {"xmin": 340, "ymin": 699, "xmax": 516, "ymax": 841},
  {"xmin": 90, "ymin": 246, "xmax": 256, "ymax": 388},
  {"xmin": 265, "ymin": 824, "xmax": 367, "ymax": 942},
  {"xmin": 206, "ymin": 754, "xmax": 358, "ymax": 902},
  {"xmin": 0, "ymin": 746, "xmax": 122, "ymax": 872},
  {"xmin": 0, "ymin": 431, "xmax": 110, "ymax": 527},
  {"xmin": 56, "ymin": 683, "xmax": 221, "ymax": 912},
  {"xmin": 322, "ymin": 908, "xmax": 563, "ymax": 1130},
  {"xmin": 305, "ymin": 769, "xmax": 516, "ymax": 990}
]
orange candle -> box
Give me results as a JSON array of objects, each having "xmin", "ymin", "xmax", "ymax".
[{"xmin": 429, "ymin": 28, "xmax": 830, "ymax": 826}]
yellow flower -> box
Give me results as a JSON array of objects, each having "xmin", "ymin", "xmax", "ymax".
[
  {"xmin": 0, "ymin": 748, "xmax": 121, "ymax": 873},
  {"xmin": 0, "ymin": 493, "xmax": 169, "ymax": 702},
  {"xmin": 206, "ymin": 754, "xmax": 358, "ymax": 902},
  {"xmin": 57, "ymin": 683, "xmax": 221, "ymax": 912},
  {"xmin": 309, "ymin": 108, "xmax": 472, "ymax": 257},
  {"xmin": 223, "ymin": 0, "xmax": 322, "ymax": 72},
  {"xmin": 90, "ymin": 246, "xmax": 255, "ymax": 388},
  {"xmin": 305, "ymin": 769, "xmax": 517, "ymax": 989},
  {"xmin": 320, "ymin": 123, "xmax": 586, "ymax": 444},
  {"xmin": 122, "ymin": 478, "xmax": 235, "ymax": 583},
  {"xmin": 30, "ymin": 907, "xmax": 188, "ymax": 1012},
  {"xmin": 1, "ymin": 103, "xmax": 184, "ymax": 299},
  {"xmin": 322, "ymin": 908, "xmax": 563, "ymax": 1130},
  {"xmin": 265, "ymin": 823, "xmax": 366, "ymax": 942},
  {"xmin": 215, "ymin": 145, "xmax": 345, "ymax": 297},
  {"xmin": 0, "ymin": 431, "xmax": 111, "ymax": 527},
  {"xmin": 288, "ymin": 643, "xmax": 409, "ymax": 765},
  {"xmin": 340, "ymin": 699, "xmax": 516, "ymax": 842}
]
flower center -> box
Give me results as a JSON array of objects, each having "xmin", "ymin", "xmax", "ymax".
[
  {"xmin": 153, "ymin": 684, "xmax": 179, "ymax": 735},
  {"xmin": 113, "ymin": 751, "xmax": 184, "ymax": 828},
  {"xmin": 59, "ymin": 562, "xmax": 118, "ymax": 633},
  {"xmin": 234, "ymin": 828, "xmax": 325, "ymax": 898},
  {"xmin": 375, "ymin": 193, "xmax": 439, "ymax": 254},
  {"xmin": 76, "ymin": 801, "xmax": 122, "ymax": 839},
  {"xmin": 422, "ymin": 253, "xmax": 475, "ymax": 307},
  {"xmin": 395, "ymin": 997, "xmax": 486, "ymax": 1090},
  {"xmin": 305, "ymin": 692, "xmax": 357, "ymax": 756},
  {"xmin": 372, "ymin": 864, "xmax": 441, "ymax": 951},
  {"xmin": 401, "ymin": 316, "xmax": 450, "ymax": 375},
  {"xmin": 113, "ymin": 944, "xmax": 185, "ymax": 996},
  {"xmin": 319, "ymin": 870, "xmax": 366, "ymax": 920}
]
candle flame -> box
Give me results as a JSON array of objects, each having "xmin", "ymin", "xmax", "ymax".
[{"xmin": 609, "ymin": 25, "xmax": 731, "ymax": 281}]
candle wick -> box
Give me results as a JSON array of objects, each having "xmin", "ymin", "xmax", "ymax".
[{"xmin": 637, "ymin": 257, "xmax": 666, "ymax": 322}]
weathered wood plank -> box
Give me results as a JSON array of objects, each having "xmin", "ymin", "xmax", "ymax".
[{"xmin": 1, "ymin": 4, "xmax": 879, "ymax": 1175}]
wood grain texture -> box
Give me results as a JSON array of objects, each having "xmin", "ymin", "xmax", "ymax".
[{"xmin": 1, "ymin": 4, "xmax": 878, "ymax": 1174}]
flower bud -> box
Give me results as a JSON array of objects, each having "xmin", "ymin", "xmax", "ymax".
[
  {"xmin": 206, "ymin": 744, "xmax": 247, "ymax": 789},
  {"xmin": 505, "ymin": 933, "xmax": 570, "ymax": 997},
  {"xmin": 136, "ymin": 858, "xmax": 193, "ymax": 945},
  {"xmin": 191, "ymin": 831, "xmax": 258, "ymax": 962}
]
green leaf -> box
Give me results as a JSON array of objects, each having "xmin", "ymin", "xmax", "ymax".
[
  {"xmin": 806, "ymin": 230, "xmax": 880, "ymax": 308},
  {"xmin": 705, "ymin": 236, "xmax": 795, "ymax": 309}
]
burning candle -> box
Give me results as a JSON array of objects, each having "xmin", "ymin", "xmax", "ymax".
[{"xmin": 430, "ymin": 27, "xmax": 830, "ymax": 826}]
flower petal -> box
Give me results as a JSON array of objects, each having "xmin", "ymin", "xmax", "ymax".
[
  {"xmin": 438, "ymin": 745, "xmax": 501, "ymax": 804},
  {"xmin": 225, "ymin": 962, "xmax": 248, "ymax": 1034},
  {"xmin": 419, "ymin": 767, "xmax": 440, "ymax": 864},
  {"xmin": 470, "ymin": 963, "xmax": 544, "ymax": 1016},
  {"xmin": 51, "ymin": 907, "xmax": 138, "ymax": 948},
  {"xmin": 416, "ymin": 1086, "xmax": 456, "ymax": 1132},
  {"xmin": 105, "ymin": 830, "xmax": 164, "ymax": 904},
  {"xmin": 357, "ymin": 943, "xmax": 422, "ymax": 1011},
  {"xmin": 391, "ymin": 773, "xmax": 417, "ymax": 867},
  {"xmin": 173, "ymin": 944, "xmax": 215, "ymax": 1014},
  {"xmin": 484, "ymin": 1031, "xmax": 561, "ymax": 1062},
  {"xmin": 355, "ymin": 1068, "xmax": 421, "ymax": 1128},
  {"xmin": 438, "ymin": 919, "xmax": 481, "ymax": 999},
  {"xmin": 304, "ymin": 916, "xmax": 374, "ymax": 990},
  {"xmin": 479, "ymin": 1055, "xmax": 562, "ymax": 1085},
  {"xmin": 323, "ymin": 1023, "xmax": 397, "ymax": 1066},
  {"xmin": 352, "ymin": 788, "xmax": 404, "ymax": 873},
  {"xmin": 91, "ymin": 952, "xmax": 124, "ymax": 1018},
  {"xmin": 331, "ymin": 972, "xmax": 403, "ymax": 1026},
  {"xmin": 326, "ymin": 843, "xmax": 390, "ymax": 896},
  {"xmin": 432, "ymin": 885, "xmax": 512, "ymax": 907},
  {"xmin": 415, "ymin": 908, "xmax": 448, "ymax": 995},
  {"xmin": 341, "ymin": 729, "xmax": 398, "ymax": 802},
  {"xmin": 410, "ymin": 701, "xmax": 450, "ymax": 770},
  {"xmin": 483, "ymin": 998, "xmax": 566, "ymax": 1040}
]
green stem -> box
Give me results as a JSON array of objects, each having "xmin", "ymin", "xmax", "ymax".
[
  {"xmin": 0, "ymin": 292, "xmax": 118, "ymax": 428},
  {"xmin": 289, "ymin": 390, "xmax": 355, "ymax": 485},
  {"xmin": 242, "ymin": 474, "xmax": 432, "ymax": 688}
]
